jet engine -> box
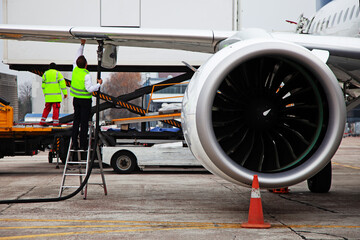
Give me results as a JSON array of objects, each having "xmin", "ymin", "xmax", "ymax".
[{"xmin": 182, "ymin": 38, "xmax": 346, "ymax": 188}]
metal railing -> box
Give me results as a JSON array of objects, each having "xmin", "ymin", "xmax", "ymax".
[{"xmin": 146, "ymin": 82, "xmax": 189, "ymax": 113}]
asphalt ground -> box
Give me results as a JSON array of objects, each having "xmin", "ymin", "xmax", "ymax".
[{"xmin": 0, "ymin": 137, "xmax": 359, "ymax": 239}]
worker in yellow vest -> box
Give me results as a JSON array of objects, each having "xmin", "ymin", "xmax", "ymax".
[
  {"xmin": 70, "ymin": 40, "xmax": 102, "ymax": 150},
  {"xmin": 40, "ymin": 62, "xmax": 67, "ymax": 126}
]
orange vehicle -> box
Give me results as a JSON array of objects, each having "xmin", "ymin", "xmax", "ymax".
[{"xmin": 0, "ymin": 97, "xmax": 71, "ymax": 160}]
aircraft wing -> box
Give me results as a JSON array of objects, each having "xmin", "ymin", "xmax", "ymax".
[
  {"xmin": 0, "ymin": 24, "xmax": 233, "ymax": 53},
  {"xmin": 1, "ymin": 24, "xmax": 360, "ymax": 56}
]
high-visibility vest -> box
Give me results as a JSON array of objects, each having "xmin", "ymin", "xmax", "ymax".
[
  {"xmin": 42, "ymin": 69, "xmax": 67, "ymax": 103},
  {"xmin": 70, "ymin": 67, "xmax": 92, "ymax": 99}
]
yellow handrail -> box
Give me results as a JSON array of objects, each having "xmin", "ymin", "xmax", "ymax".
[{"xmin": 146, "ymin": 82, "xmax": 189, "ymax": 113}]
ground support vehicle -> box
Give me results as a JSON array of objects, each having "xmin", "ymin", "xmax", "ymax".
[
  {"xmin": 98, "ymin": 127, "xmax": 202, "ymax": 173},
  {"xmin": 102, "ymin": 141, "xmax": 202, "ymax": 174},
  {"xmin": 0, "ymin": 97, "xmax": 71, "ymax": 160}
]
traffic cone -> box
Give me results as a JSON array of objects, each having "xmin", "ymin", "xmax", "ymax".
[
  {"xmin": 269, "ymin": 187, "xmax": 289, "ymax": 194},
  {"xmin": 241, "ymin": 175, "xmax": 271, "ymax": 228}
]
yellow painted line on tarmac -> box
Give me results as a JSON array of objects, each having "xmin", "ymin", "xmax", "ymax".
[
  {"xmin": 0, "ymin": 226, "xmax": 238, "ymax": 239},
  {"xmin": 332, "ymin": 161, "xmax": 360, "ymax": 170},
  {"xmin": 0, "ymin": 218, "xmax": 238, "ymax": 227},
  {"xmin": 0, "ymin": 223, "xmax": 240, "ymax": 230},
  {"xmin": 0, "ymin": 224, "xmax": 158, "ymax": 230},
  {"xmin": 0, "ymin": 218, "xmax": 359, "ymax": 239}
]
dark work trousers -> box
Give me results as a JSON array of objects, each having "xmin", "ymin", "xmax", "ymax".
[{"xmin": 72, "ymin": 97, "xmax": 92, "ymax": 149}]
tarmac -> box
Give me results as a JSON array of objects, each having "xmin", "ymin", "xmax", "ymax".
[{"xmin": 0, "ymin": 137, "xmax": 359, "ymax": 239}]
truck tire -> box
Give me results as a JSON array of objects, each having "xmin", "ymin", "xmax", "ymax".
[
  {"xmin": 111, "ymin": 151, "xmax": 137, "ymax": 174},
  {"xmin": 307, "ymin": 162, "xmax": 332, "ymax": 193}
]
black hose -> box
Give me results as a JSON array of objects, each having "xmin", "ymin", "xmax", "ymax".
[{"xmin": 0, "ymin": 131, "xmax": 98, "ymax": 204}]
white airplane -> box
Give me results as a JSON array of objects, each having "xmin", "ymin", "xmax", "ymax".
[{"xmin": 0, "ymin": 0, "xmax": 359, "ymax": 193}]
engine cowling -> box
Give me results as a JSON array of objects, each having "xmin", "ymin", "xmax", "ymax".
[{"xmin": 182, "ymin": 39, "xmax": 345, "ymax": 188}]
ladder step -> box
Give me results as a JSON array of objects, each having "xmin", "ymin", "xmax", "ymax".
[
  {"xmin": 64, "ymin": 173, "xmax": 87, "ymax": 176},
  {"xmin": 62, "ymin": 186, "xmax": 82, "ymax": 188},
  {"xmin": 67, "ymin": 161, "xmax": 87, "ymax": 164},
  {"xmin": 69, "ymin": 149, "xmax": 95, "ymax": 153},
  {"xmin": 65, "ymin": 169, "xmax": 81, "ymax": 171},
  {"xmin": 69, "ymin": 149, "xmax": 88, "ymax": 152}
]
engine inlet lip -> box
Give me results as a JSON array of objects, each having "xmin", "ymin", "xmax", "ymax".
[{"xmin": 195, "ymin": 39, "xmax": 345, "ymax": 187}]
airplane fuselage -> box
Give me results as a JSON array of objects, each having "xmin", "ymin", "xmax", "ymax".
[{"xmin": 305, "ymin": 0, "xmax": 360, "ymax": 37}]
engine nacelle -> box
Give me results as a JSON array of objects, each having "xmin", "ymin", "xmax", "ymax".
[{"xmin": 182, "ymin": 39, "xmax": 345, "ymax": 188}]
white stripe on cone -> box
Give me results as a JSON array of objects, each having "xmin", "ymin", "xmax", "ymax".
[{"xmin": 251, "ymin": 188, "xmax": 261, "ymax": 199}]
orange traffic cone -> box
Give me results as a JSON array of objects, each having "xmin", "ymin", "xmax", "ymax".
[
  {"xmin": 241, "ymin": 175, "xmax": 271, "ymax": 228},
  {"xmin": 269, "ymin": 187, "xmax": 289, "ymax": 194}
]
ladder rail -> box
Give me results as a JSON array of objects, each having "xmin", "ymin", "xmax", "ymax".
[
  {"xmin": 84, "ymin": 142, "xmax": 108, "ymax": 197},
  {"xmin": 58, "ymin": 137, "xmax": 73, "ymax": 197},
  {"xmin": 59, "ymin": 123, "xmax": 107, "ymax": 199}
]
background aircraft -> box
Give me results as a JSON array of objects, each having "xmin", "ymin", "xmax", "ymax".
[{"xmin": 0, "ymin": 0, "xmax": 359, "ymax": 193}]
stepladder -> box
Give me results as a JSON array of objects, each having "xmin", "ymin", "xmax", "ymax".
[{"xmin": 59, "ymin": 123, "xmax": 107, "ymax": 199}]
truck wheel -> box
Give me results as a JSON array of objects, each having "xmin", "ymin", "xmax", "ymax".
[
  {"xmin": 307, "ymin": 162, "xmax": 332, "ymax": 193},
  {"xmin": 111, "ymin": 151, "xmax": 137, "ymax": 174}
]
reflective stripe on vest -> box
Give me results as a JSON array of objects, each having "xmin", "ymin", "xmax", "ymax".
[{"xmin": 70, "ymin": 67, "xmax": 92, "ymax": 99}]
